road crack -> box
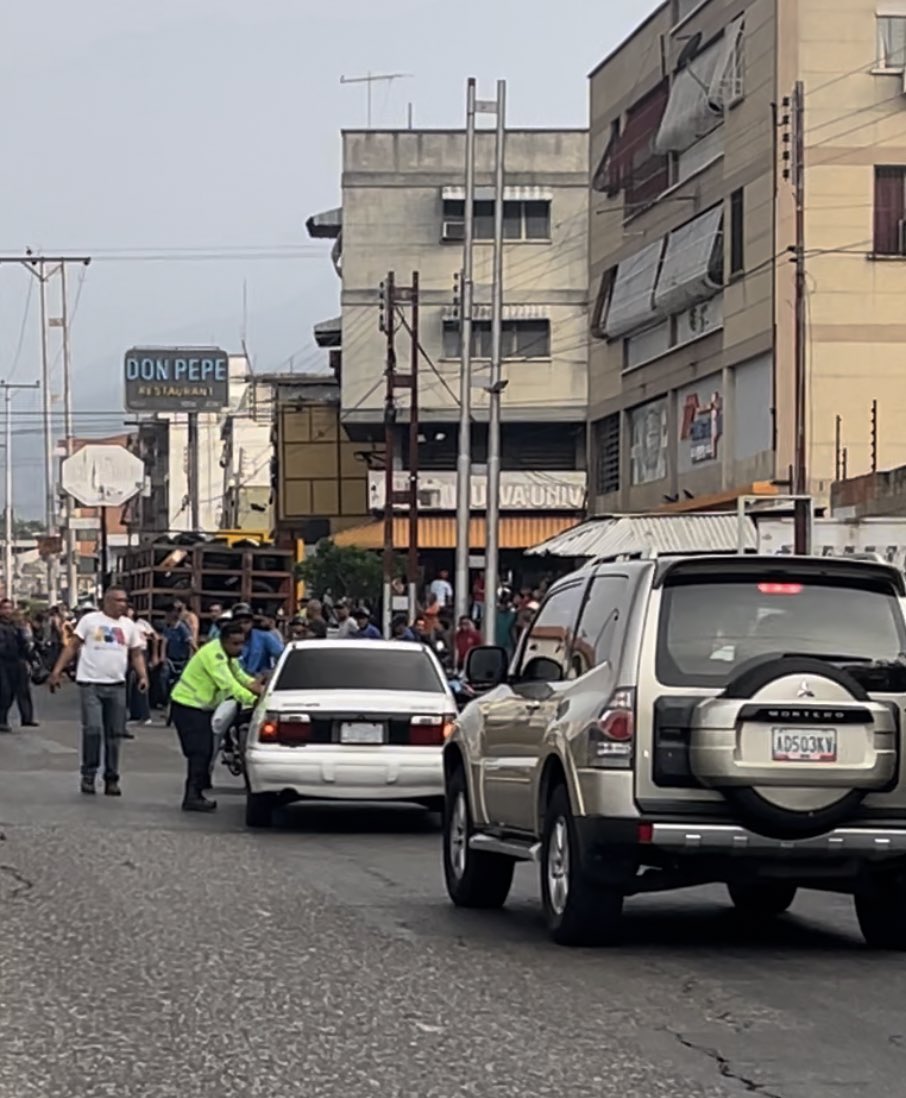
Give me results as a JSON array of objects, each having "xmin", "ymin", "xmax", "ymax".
[
  {"xmin": 0, "ymin": 864, "xmax": 34, "ymax": 900},
  {"xmin": 666, "ymin": 1029, "xmax": 784, "ymax": 1098}
]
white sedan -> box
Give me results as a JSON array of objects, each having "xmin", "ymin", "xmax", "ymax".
[{"xmin": 243, "ymin": 638, "xmax": 457, "ymax": 828}]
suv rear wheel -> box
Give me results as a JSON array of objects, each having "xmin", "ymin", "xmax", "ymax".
[
  {"xmin": 727, "ymin": 880, "xmax": 797, "ymax": 918},
  {"xmin": 443, "ymin": 767, "xmax": 514, "ymax": 909},
  {"xmin": 540, "ymin": 784, "xmax": 624, "ymax": 947},
  {"xmin": 855, "ymin": 874, "xmax": 906, "ymax": 950}
]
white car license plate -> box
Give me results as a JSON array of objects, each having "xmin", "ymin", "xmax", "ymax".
[
  {"xmin": 340, "ymin": 721, "xmax": 384, "ymax": 745},
  {"xmin": 771, "ymin": 728, "xmax": 838, "ymax": 763}
]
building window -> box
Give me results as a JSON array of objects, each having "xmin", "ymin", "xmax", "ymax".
[
  {"xmin": 878, "ymin": 15, "xmax": 906, "ymax": 69},
  {"xmin": 592, "ymin": 120, "xmax": 622, "ymax": 196},
  {"xmin": 874, "ymin": 166, "xmax": 906, "ymax": 255},
  {"xmin": 442, "ymin": 198, "xmax": 551, "ymax": 241},
  {"xmin": 593, "ymin": 414, "xmax": 620, "ymax": 496},
  {"xmin": 442, "ymin": 319, "xmax": 551, "ymax": 359},
  {"xmin": 590, "ymin": 267, "xmax": 617, "ymax": 339},
  {"xmin": 730, "ymin": 187, "xmax": 745, "ymax": 275}
]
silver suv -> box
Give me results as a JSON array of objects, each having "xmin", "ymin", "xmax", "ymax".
[{"xmin": 442, "ymin": 552, "xmax": 906, "ymax": 947}]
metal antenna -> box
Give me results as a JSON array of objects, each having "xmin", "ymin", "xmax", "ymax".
[{"xmin": 340, "ymin": 72, "xmax": 413, "ymax": 127}]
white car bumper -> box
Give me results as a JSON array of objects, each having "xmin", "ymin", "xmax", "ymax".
[{"xmin": 245, "ymin": 745, "xmax": 444, "ymax": 801}]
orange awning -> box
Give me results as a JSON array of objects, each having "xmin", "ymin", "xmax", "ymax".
[{"xmin": 332, "ymin": 514, "xmax": 579, "ymax": 551}]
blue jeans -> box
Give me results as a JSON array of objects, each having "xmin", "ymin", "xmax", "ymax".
[{"xmin": 79, "ymin": 682, "xmax": 127, "ymax": 782}]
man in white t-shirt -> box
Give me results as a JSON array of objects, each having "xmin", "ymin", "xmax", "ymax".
[{"xmin": 49, "ymin": 587, "xmax": 148, "ymax": 796}]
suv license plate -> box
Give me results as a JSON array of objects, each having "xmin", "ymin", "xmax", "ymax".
[
  {"xmin": 771, "ymin": 728, "xmax": 837, "ymax": 763},
  {"xmin": 340, "ymin": 722, "xmax": 384, "ymax": 745}
]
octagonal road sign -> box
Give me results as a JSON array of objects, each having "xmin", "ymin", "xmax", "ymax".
[{"xmin": 61, "ymin": 444, "xmax": 145, "ymax": 508}]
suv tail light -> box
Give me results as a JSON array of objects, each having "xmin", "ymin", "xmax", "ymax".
[
  {"xmin": 258, "ymin": 712, "xmax": 311, "ymax": 745},
  {"xmin": 587, "ymin": 688, "xmax": 635, "ymax": 769},
  {"xmin": 409, "ymin": 714, "xmax": 456, "ymax": 746}
]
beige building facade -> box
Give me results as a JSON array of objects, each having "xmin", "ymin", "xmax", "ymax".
[{"xmin": 588, "ymin": 0, "xmax": 906, "ymax": 514}]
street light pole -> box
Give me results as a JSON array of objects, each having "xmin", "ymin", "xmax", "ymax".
[
  {"xmin": 454, "ymin": 78, "xmax": 477, "ymax": 623},
  {"xmin": 484, "ymin": 79, "xmax": 506, "ymax": 644}
]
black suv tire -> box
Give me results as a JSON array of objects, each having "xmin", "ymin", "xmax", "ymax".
[
  {"xmin": 855, "ymin": 874, "xmax": 906, "ymax": 950},
  {"xmin": 443, "ymin": 767, "xmax": 515, "ymax": 909},
  {"xmin": 540, "ymin": 784, "xmax": 624, "ymax": 947},
  {"xmin": 727, "ymin": 880, "xmax": 797, "ymax": 918}
]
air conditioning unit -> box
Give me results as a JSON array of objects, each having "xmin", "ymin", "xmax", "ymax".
[{"xmin": 442, "ymin": 220, "xmax": 465, "ymax": 242}]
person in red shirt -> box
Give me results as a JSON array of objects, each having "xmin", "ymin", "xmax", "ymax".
[{"xmin": 454, "ymin": 615, "xmax": 482, "ymax": 670}]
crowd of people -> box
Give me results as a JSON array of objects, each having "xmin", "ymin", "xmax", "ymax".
[{"xmin": 1, "ymin": 567, "xmax": 552, "ymax": 815}]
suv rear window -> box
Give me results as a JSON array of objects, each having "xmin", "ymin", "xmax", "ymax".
[
  {"xmin": 273, "ymin": 646, "xmax": 446, "ymax": 693},
  {"xmin": 656, "ymin": 575, "xmax": 906, "ymax": 687}
]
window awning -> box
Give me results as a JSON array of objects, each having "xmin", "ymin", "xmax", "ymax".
[
  {"xmin": 653, "ymin": 205, "xmax": 724, "ymax": 315},
  {"xmin": 655, "ymin": 22, "xmax": 743, "ymax": 154},
  {"xmin": 305, "ymin": 207, "xmax": 343, "ymax": 239},
  {"xmin": 604, "ymin": 240, "xmax": 665, "ymax": 338},
  {"xmin": 332, "ymin": 514, "xmax": 578, "ymax": 550},
  {"xmin": 610, "ymin": 82, "xmax": 669, "ymax": 203},
  {"xmin": 441, "ymin": 303, "xmax": 549, "ymax": 322},
  {"xmin": 313, "ymin": 316, "xmax": 342, "ymax": 347},
  {"xmin": 441, "ymin": 185, "xmax": 553, "ymax": 202}
]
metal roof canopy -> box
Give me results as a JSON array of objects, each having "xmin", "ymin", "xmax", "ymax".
[{"xmin": 526, "ymin": 512, "xmax": 758, "ymax": 558}]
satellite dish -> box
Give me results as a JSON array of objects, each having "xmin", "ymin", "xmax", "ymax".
[{"xmin": 675, "ymin": 31, "xmax": 703, "ymax": 71}]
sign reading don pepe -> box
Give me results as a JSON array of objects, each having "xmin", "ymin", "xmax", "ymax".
[{"xmin": 124, "ymin": 347, "xmax": 230, "ymax": 412}]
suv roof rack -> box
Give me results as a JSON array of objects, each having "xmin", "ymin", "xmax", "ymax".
[{"xmin": 590, "ymin": 548, "xmax": 757, "ymax": 566}]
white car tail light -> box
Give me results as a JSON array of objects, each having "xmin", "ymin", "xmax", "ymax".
[
  {"xmin": 409, "ymin": 714, "xmax": 457, "ymax": 746},
  {"xmin": 258, "ymin": 712, "xmax": 312, "ymax": 745}
]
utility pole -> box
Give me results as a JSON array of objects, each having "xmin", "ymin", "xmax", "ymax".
[
  {"xmin": 340, "ymin": 72, "xmax": 413, "ymax": 128},
  {"xmin": 484, "ymin": 79, "xmax": 507, "ymax": 645},
  {"xmin": 60, "ymin": 264, "xmax": 78, "ymax": 606},
  {"xmin": 455, "ymin": 78, "xmax": 478, "ymax": 623},
  {"xmin": 1, "ymin": 381, "xmax": 40, "ymax": 600},
  {"xmin": 790, "ymin": 82, "xmax": 810, "ymax": 554},
  {"xmin": 382, "ymin": 272, "xmax": 398, "ymax": 638},
  {"xmin": 407, "ymin": 272, "xmax": 420, "ymax": 620},
  {"xmin": 0, "ymin": 253, "xmax": 90, "ymax": 602}
]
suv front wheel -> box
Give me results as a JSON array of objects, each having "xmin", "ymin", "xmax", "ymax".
[
  {"xmin": 443, "ymin": 767, "xmax": 515, "ymax": 909},
  {"xmin": 541, "ymin": 784, "xmax": 624, "ymax": 947}
]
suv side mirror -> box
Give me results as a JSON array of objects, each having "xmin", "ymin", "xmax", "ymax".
[{"xmin": 465, "ymin": 645, "xmax": 509, "ymax": 688}]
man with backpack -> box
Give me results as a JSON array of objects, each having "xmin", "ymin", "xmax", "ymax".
[{"xmin": 0, "ymin": 599, "xmax": 29, "ymax": 732}]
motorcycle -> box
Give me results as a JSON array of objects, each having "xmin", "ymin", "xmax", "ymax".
[{"xmin": 211, "ymin": 700, "xmax": 254, "ymax": 778}]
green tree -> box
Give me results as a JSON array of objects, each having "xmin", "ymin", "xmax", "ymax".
[{"xmin": 296, "ymin": 540, "xmax": 402, "ymax": 607}]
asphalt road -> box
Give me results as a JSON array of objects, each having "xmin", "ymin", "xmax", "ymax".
[{"xmin": 1, "ymin": 690, "xmax": 905, "ymax": 1097}]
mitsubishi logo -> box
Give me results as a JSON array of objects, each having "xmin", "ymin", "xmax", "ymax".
[{"xmin": 797, "ymin": 681, "xmax": 815, "ymax": 699}]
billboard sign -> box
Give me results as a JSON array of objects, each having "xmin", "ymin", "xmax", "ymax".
[
  {"xmin": 124, "ymin": 347, "xmax": 230, "ymax": 412},
  {"xmin": 367, "ymin": 470, "xmax": 587, "ymax": 512}
]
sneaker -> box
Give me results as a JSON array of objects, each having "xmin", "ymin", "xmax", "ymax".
[
  {"xmin": 80, "ymin": 777, "xmax": 96, "ymax": 795},
  {"xmin": 22, "ymin": 722, "xmax": 39, "ymax": 728},
  {"xmin": 0, "ymin": 724, "xmax": 12, "ymax": 734},
  {"xmin": 143, "ymin": 719, "xmax": 153, "ymax": 726},
  {"xmin": 104, "ymin": 780, "xmax": 122, "ymax": 797}
]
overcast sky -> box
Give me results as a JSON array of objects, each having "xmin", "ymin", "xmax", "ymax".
[{"xmin": 0, "ymin": 0, "xmax": 660, "ymax": 518}]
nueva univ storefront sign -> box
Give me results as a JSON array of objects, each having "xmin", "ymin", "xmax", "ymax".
[{"xmin": 367, "ymin": 470, "xmax": 587, "ymax": 512}]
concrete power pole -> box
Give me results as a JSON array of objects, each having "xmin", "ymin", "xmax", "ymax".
[
  {"xmin": 483, "ymin": 79, "xmax": 507, "ymax": 644},
  {"xmin": 382, "ymin": 272, "xmax": 398, "ymax": 638},
  {"xmin": 0, "ymin": 253, "xmax": 91, "ymax": 603},
  {"xmin": 791, "ymin": 81, "xmax": 810, "ymax": 554},
  {"xmin": 1, "ymin": 381, "xmax": 40, "ymax": 600}
]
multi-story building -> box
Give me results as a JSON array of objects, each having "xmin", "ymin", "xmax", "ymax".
[
  {"xmin": 587, "ymin": 0, "xmax": 906, "ymax": 515},
  {"xmin": 306, "ymin": 126, "xmax": 590, "ymax": 558}
]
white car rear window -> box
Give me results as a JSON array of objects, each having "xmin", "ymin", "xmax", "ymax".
[{"xmin": 274, "ymin": 647, "xmax": 446, "ymax": 693}]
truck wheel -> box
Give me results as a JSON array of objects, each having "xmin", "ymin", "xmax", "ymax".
[
  {"xmin": 245, "ymin": 791, "xmax": 277, "ymax": 829},
  {"xmin": 855, "ymin": 874, "xmax": 906, "ymax": 949},
  {"xmin": 540, "ymin": 784, "xmax": 624, "ymax": 947},
  {"xmin": 727, "ymin": 880, "xmax": 797, "ymax": 918},
  {"xmin": 443, "ymin": 768, "xmax": 514, "ymax": 909}
]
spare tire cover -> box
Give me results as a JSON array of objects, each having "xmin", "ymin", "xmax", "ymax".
[{"xmin": 716, "ymin": 657, "xmax": 874, "ymax": 841}]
